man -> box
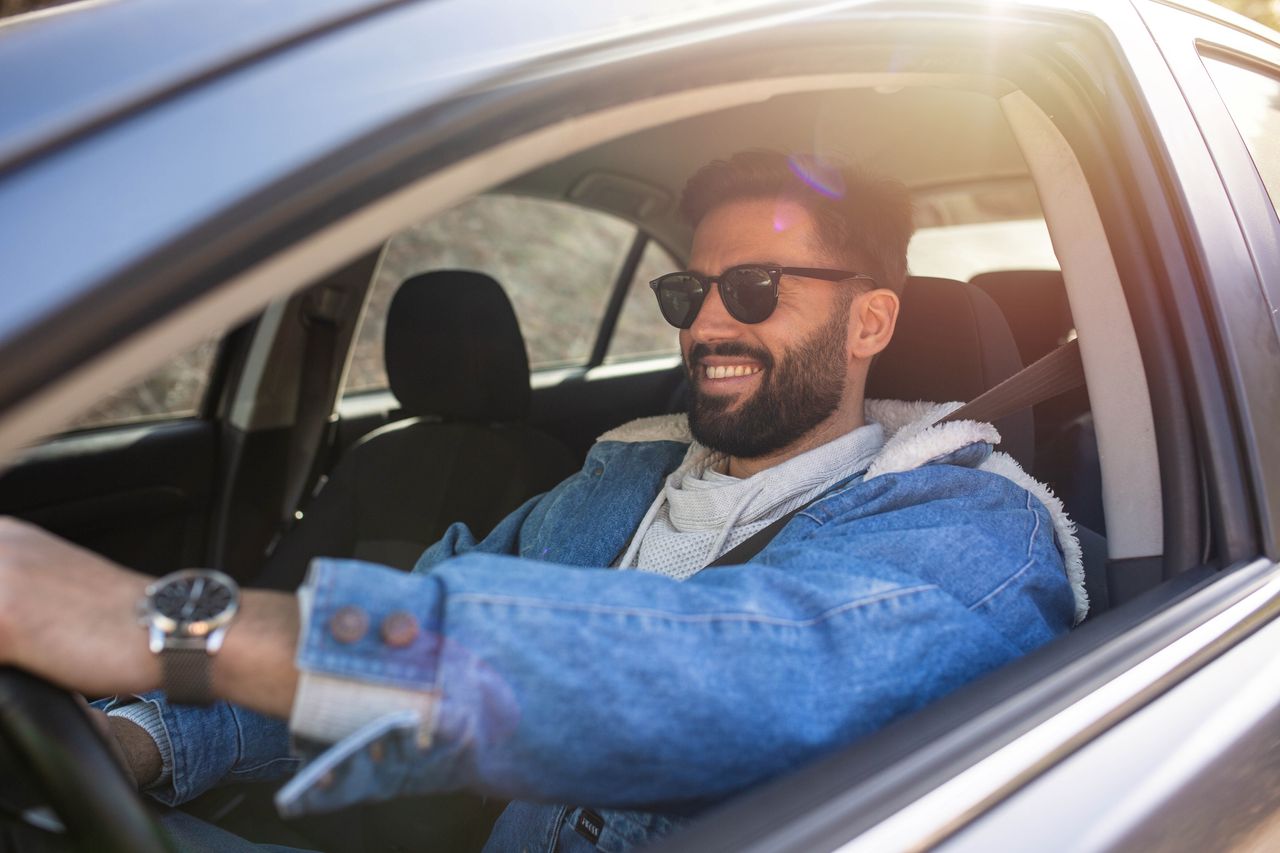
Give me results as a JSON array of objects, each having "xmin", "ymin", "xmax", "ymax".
[{"xmin": 0, "ymin": 150, "xmax": 1082, "ymax": 851}]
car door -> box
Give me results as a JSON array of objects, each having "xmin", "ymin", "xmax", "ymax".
[
  {"xmin": 0, "ymin": 334, "xmax": 234, "ymax": 575},
  {"xmin": 4, "ymin": 1, "xmax": 1278, "ymax": 850},
  {"xmin": 1135, "ymin": 0, "xmax": 1280, "ymax": 557}
]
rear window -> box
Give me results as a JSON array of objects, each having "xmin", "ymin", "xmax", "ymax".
[
  {"xmin": 908, "ymin": 179, "xmax": 1058, "ymax": 280},
  {"xmin": 908, "ymin": 219, "xmax": 1058, "ymax": 282}
]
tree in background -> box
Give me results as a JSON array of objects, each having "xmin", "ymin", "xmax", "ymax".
[
  {"xmin": 1213, "ymin": 0, "xmax": 1280, "ymax": 30},
  {"xmin": 0, "ymin": 0, "xmax": 67, "ymax": 16}
]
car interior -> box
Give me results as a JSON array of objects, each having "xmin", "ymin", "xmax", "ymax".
[{"xmin": 0, "ymin": 34, "xmax": 1210, "ymax": 849}]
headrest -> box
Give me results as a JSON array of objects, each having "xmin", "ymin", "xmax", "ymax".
[
  {"xmin": 969, "ymin": 270, "xmax": 1073, "ymax": 365},
  {"xmin": 869, "ymin": 276, "xmax": 1033, "ymax": 469},
  {"xmin": 384, "ymin": 270, "xmax": 530, "ymax": 421}
]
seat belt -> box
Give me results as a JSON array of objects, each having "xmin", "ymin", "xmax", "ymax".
[
  {"xmin": 938, "ymin": 338, "xmax": 1084, "ymax": 426},
  {"xmin": 265, "ymin": 286, "xmax": 346, "ymax": 557},
  {"xmin": 706, "ymin": 339, "xmax": 1087, "ymax": 567}
]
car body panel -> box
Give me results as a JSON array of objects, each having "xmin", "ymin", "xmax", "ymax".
[
  {"xmin": 0, "ymin": 0, "xmax": 1278, "ymax": 850},
  {"xmin": 940, "ymin": 566, "xmax": 1280, "ymax": 851},
  {"xmin": 0, "ymin": 0, "xmax": 406, "ymax": 174}
]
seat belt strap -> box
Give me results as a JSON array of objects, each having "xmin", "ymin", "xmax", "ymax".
[
  {"xmin": 704, "ymin": 505, "xmax": 809, "ymax": 568},
  {"xmin": 268, "ymin": 287, "xmax": 345, "ymax": 554},
  {"xmin": 938, "ymin": 338, "xmax": 1084, "ymax": 426},
  {"xmin": 705, "ymin": 339, "xmax": 1086, "ymax": 568}
]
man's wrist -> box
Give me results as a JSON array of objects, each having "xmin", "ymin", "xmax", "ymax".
[
  {"xmin": 208, "ymin": 588, "xmax": 301, "ymax": 718},
  {"xmin": 105, "ymin": 715, "xmax": 163, "ymax": 788}
]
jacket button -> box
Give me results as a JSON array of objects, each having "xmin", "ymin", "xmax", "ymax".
[
  {"xmin": 315, "ymin": 769, "xmax": 336, "ymax": 790},
  {"xmin": 369, "ymin": 740, "xmax": 385, "ymax": 763},
  {"xmin": 329, "ymin": 606, "xmax": 368, "ymax": 644},
  {"xmin": 381, "ymin": 611, "xmax": 419, "ymax": 648}
]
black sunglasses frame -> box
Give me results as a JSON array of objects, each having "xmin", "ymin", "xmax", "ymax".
[{"xmin": 649, "ymin": 265, "xmax": 877, "ymax": 329}]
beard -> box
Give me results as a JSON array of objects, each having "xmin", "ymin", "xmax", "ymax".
[{"xmin": 686, "ymin": 307, "xmax": 849, "ymax": 459}]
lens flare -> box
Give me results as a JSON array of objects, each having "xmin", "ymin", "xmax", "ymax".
[
  {"xmin": 787, "ymin": 153, "xmax": 846, "ymax": 200},
  {"xmin": 772, "ymin": 204, "xmax": 803, "ymax": 233}
]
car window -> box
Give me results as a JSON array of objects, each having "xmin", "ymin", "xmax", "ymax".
[
  {"xmin": 66, "ymin": 338, "xmax": 220, "ymax": 431},
  {"xmin": 907, "ymin": 219, "xmax": 1058, "ymax": 281},
  {"xmin": 908, "ymin": 181, "xmax": 1058, "ymax": 280},
  {"xmin": 605, "ymin": 239, "xmax": 681, "ymax": 363},
  {"xmin": 344, "ymin": 195, "xmax": 644, "ymax": 396},
  {"xmin": 1201, "ymin": 53, "xmax": 1280, "ymax": 219}
]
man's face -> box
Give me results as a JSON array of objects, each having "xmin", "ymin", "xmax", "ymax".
[{"xmin": 680, "ymin": 197, "xmax": 857, "ymax": 459}]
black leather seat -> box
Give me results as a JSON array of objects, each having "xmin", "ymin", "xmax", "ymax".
[
  {"xmin": 970, "ymin": 270, "xmax": 1104, "ymax": 532},
  {"xmin": 667, "ymin": 276, "xmax": 1035, "ymax": 468},
  {"xmin": 868, "ymin": 275, "xmax": 1034, "ymax": 471},
  {"xmin": 254, "ymin": 270, "xmax": 580, "ymax": 590}
]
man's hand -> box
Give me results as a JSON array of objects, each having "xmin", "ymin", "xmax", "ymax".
[
  {"xmin": 0, "ymin": 517, "xmax": 159, "ymax": 696},
  {"xmin": 0, "ymin": 516, "xmax": 302, "ymax": 718}
]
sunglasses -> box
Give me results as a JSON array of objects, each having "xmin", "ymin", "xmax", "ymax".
[{"xmin": 649, "ymin": 265, "xmax": 877, "ymax": 329}]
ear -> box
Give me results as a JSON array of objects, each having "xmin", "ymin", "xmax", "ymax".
[{"xmin": 848, "ymin": 288, "xmax": 899, "ymax": 360}]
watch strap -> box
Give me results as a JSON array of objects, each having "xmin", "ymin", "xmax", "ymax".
[{"xmin": 160, "ymin": 646, "xmax": 214, "ymax": 705}]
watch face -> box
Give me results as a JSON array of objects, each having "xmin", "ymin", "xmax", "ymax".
[{"xmin": 152, "ymin": 572, "xmax": 236, "ymax": 625}]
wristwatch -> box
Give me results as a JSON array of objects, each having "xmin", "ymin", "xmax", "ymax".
[{"xmin": 137, "ymin": 569, "xmax": 240, "ymax": 705}]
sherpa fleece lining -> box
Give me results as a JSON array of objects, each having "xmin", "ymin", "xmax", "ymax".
[
  {"xmin": 597, "ymin": 413, "xmax": 691, "ymax": 445},
  {"xmin": 597, "ymin": 400, "xmax": 1088, "ymax": 623}
]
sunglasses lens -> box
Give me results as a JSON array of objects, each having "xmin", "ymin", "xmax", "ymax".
[
  {"xmin": 653, "ymin": 274, "xmax": 704, "ymax": 328},
  {"xmin": 721, "ymin": 266, "xmax": 777, "ymax": 323}
]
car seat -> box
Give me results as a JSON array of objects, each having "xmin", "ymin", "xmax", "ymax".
[
  {"xmin": 969, "ymin": 270, "xmax": 1105, "ymax": 536},
  {"xmin": 253, "ymin": 270, "xmax": 580, "ymax": 590},
  {"xmin": 870, "ymin": 275, "xmax": 1106, "ymax": 616},
  {"xmin": 867, "ymin": 275, "xmax": 1035, "ymax": 471},
  {"xmin": 970, "ymin": 269, "xmax": 1108, "ymax": 614}
]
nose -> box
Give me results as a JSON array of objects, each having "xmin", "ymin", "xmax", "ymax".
[{"xmin": 687, "ymin": 282, "xmax": 741, "ymax": 341}]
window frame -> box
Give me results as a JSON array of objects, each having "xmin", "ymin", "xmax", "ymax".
[
  {"xmin": 52, "ymin": 332, "xmax": 233, "ymax": 437},
  {"xmin": 1198, "ymin": 47, "xmax": 1280, "ymax": 222},
  {"xmin": 1135, "ymin": 0, "xmax": 1280, "ymax": 559}
]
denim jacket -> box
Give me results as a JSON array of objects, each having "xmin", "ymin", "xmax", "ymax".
[{"xmin": 117, "ymin": 401, "xmax": 1081, "ymax": 852}]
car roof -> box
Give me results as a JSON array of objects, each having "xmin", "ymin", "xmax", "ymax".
[
  {"xmin": 14, "ymin": 0, "xmax": 1243, "ymax": 181},
  {"xmin": 0, "ymin": 0, "xmax": 397, "ymax": 172},
  {"xmin": 0, "ymin": 0, "xmax": 874, "ymax": 175},
  {"xmin": 505, "ymin": 82, "xmax": 1038, "ymax": 255}
]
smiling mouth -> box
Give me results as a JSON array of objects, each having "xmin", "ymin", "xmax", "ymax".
[{"xmin": 702, "ymin": 364, "xmax": 763, "ymax": 380}]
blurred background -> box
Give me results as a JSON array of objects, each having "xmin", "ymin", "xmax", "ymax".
[
  {"xmin": 1219, "ymin": 0, "xmax": 1280, "ymax": 28},
  {"xmin": 2, "ymin": 0, "xmax": 1279, "ymax": 28}
]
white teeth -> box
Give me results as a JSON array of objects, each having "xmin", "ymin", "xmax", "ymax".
[{"xmin": 704, "ymin": 364, "xmax": 761, "ymax": 379}]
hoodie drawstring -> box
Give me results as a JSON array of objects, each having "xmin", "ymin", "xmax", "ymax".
[{"xmin": 702, "ymin": 481, "xmax": 766, "ymax": 566}]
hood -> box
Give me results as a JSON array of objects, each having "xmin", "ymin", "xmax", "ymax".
[{"xmin": 597, "ymin": 400, "xmax": 1087, "ymax": 623}]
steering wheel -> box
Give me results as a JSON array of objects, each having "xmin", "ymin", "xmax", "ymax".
[{"xmin": 0, "ymin": 667, "xmax": 172, "ymax": 852}]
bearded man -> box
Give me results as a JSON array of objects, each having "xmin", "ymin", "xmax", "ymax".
[{"xmin": 0, "ymin": 150, "xmax": 1081, "ymax": 852}]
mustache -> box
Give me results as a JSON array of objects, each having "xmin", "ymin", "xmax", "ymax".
[{"xmin": 686, "ymin": 342, "xmax": 774, "ymax": 373}]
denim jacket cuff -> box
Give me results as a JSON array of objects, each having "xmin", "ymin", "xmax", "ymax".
[{"xmin": 292, "ymin": 559, "xmax": 445, "ymax": 745}]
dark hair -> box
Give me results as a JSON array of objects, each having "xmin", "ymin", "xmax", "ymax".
[{"xmin": 679, "ymin": 150, "xmax": 915, "ymax": 295}]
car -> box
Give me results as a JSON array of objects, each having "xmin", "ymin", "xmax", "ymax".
[{"xmin": 1, "ymin": 0, "xmax": 1279, "ymax": 850}]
